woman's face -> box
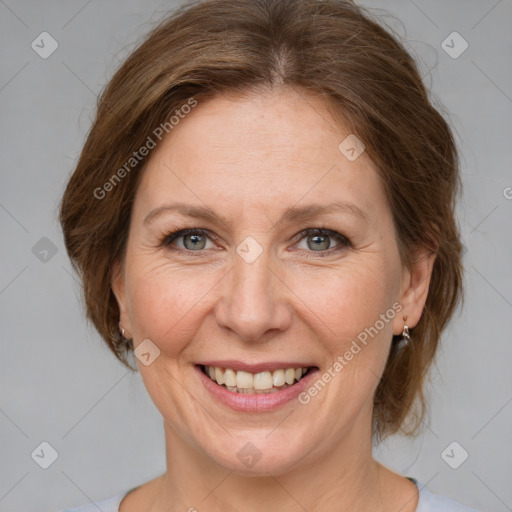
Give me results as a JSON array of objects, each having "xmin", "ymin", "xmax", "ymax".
[{"xmin": 112, "ymin": 88, "xmax": 432, "ymax": 474}]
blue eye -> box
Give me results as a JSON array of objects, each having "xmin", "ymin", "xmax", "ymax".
[
  {"xmin": 295, "ymin": 228, "xmax": 351, "ymax": 254},
  {"xmin": 162, "ymin": 228, "xmax": 214, "ymax": 251},
  {"xmin": 162, "ymin": 227, "xmax": 352, "ymax": 256}
]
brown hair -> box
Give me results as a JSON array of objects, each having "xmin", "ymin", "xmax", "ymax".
[{"xmin": 59, "ymin": 0, "xmax": 464, "ymax": 440}]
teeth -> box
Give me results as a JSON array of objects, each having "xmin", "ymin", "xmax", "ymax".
[
  {"xmin": 285, "ymin": 368, "xmax": 295, "ymax": 385},
  {"xmin": 215, "ymin": 367, "xmax": 225, "ymax": 385},
  {"xmin": 224, "ymin": 368, "xmax": 237, "ymax": 387},
  {"xmin": 273, "ymin": 369, "xmax": 285, "ymax": 387},
  {"xmin": 236, "ymin": 370, "xmax": 253, "ymax": 389},
  {"xmin": 203, "ymin": 365, "xmax": 310, "ymax": 392},
  {"xmin": 253, "ymin": 371, "xmax": 273, "ymax": 390}
]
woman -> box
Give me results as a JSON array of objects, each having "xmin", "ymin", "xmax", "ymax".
[{"xmin": 58, "ymin": 0, "xmax": 479, "ymax": 510}]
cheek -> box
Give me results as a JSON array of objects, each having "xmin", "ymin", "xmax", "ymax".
[
  {"xmin": 125, "ymin": 262, "xmax": 220, "ymax": 356},
  {"xmin": 292, "ymin": 258, "xmax": 399, "ymax": 344}
]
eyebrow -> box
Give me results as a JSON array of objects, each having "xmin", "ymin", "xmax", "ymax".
[{"xmin": 143, "ymin": 201, "xmax": 369, "ymax": 228}]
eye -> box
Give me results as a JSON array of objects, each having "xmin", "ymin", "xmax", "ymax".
[
  {"xmin": 294, "ymin": 228, "xmax": 351, "ymax": 255},
  {"xmin": 162, "ymin": 228, "xmax": 216, "ymax": 251}
]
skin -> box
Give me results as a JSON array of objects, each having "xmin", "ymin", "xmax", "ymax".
[{"xmin": 112, "ymin": 87, "xmax": 435, "ymax": 512}]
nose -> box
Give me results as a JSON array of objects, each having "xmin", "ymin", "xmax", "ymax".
[{"xmin": 214, "ymin": 248, "xmax": 292, "ymax": 343}]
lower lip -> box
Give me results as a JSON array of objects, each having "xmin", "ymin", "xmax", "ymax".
[{"xmin": 195, "ymin": 365, "xmax": 319, "ymax": 412}]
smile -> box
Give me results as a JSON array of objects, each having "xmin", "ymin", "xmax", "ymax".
[
  {"xmin": 200, "ymin": 364, "xmax": 312, "ymax": 394},
  {"xmin": 196, "ymin": 362, "xmax": 319, "ymax": 412}
]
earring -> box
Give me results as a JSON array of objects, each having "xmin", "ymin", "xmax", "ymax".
[
  {"xmin": 118, "ymin": 322, "xmax": 127, "ymax": 342},
  {"xmin": 396, "ymin": 323, "xmax": 410, "ymax": 349}
]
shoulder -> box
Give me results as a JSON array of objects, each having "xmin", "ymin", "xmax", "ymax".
[
  {"xmin": 58, "ymin": 488, "xmax": 132, "ymax": 512},
  {"xmin": 414, "ymin": 480, "xmax": 482, "ymax": 512}
]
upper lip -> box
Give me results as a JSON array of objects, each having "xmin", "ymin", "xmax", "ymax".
[{"xmin": 198, "ymin": 360, "xmax": 317, "ymax": 373}]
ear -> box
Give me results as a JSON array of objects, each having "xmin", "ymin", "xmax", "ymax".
[
  {"xmin": 111, "ymin": 259, "xmax": 132, "ymax": 338},
  {"xmin": 392, "ymin": 248, "xmax": 436, "ymax": 335}
]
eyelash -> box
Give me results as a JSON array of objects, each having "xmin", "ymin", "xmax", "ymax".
[{"xmin": 161, "ymin": 227, "xmax": 352, "ymax": 257}]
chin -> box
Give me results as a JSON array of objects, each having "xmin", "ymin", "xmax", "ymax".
[{"xmin": 196, "ymin": 429, "xmax": 317, "ymax": 477}]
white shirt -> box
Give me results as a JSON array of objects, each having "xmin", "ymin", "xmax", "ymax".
[{"xmin": 59, "ymin": 479, "xmax": 481, "ymax": 511}]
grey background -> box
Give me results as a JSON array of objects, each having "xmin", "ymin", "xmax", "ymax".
[{"xmin": 1, "ymin": 1, "xmax": 511, "ymax": 511}]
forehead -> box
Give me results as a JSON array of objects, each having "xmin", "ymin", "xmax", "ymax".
[{"xmin": 135, "ymin": 89, "xmax": 387, "ymax": 223}]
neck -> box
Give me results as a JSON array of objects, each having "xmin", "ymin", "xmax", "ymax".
[{"xmin": 151, "ymin": 417, "xmax": 389, "ymax": 512}]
